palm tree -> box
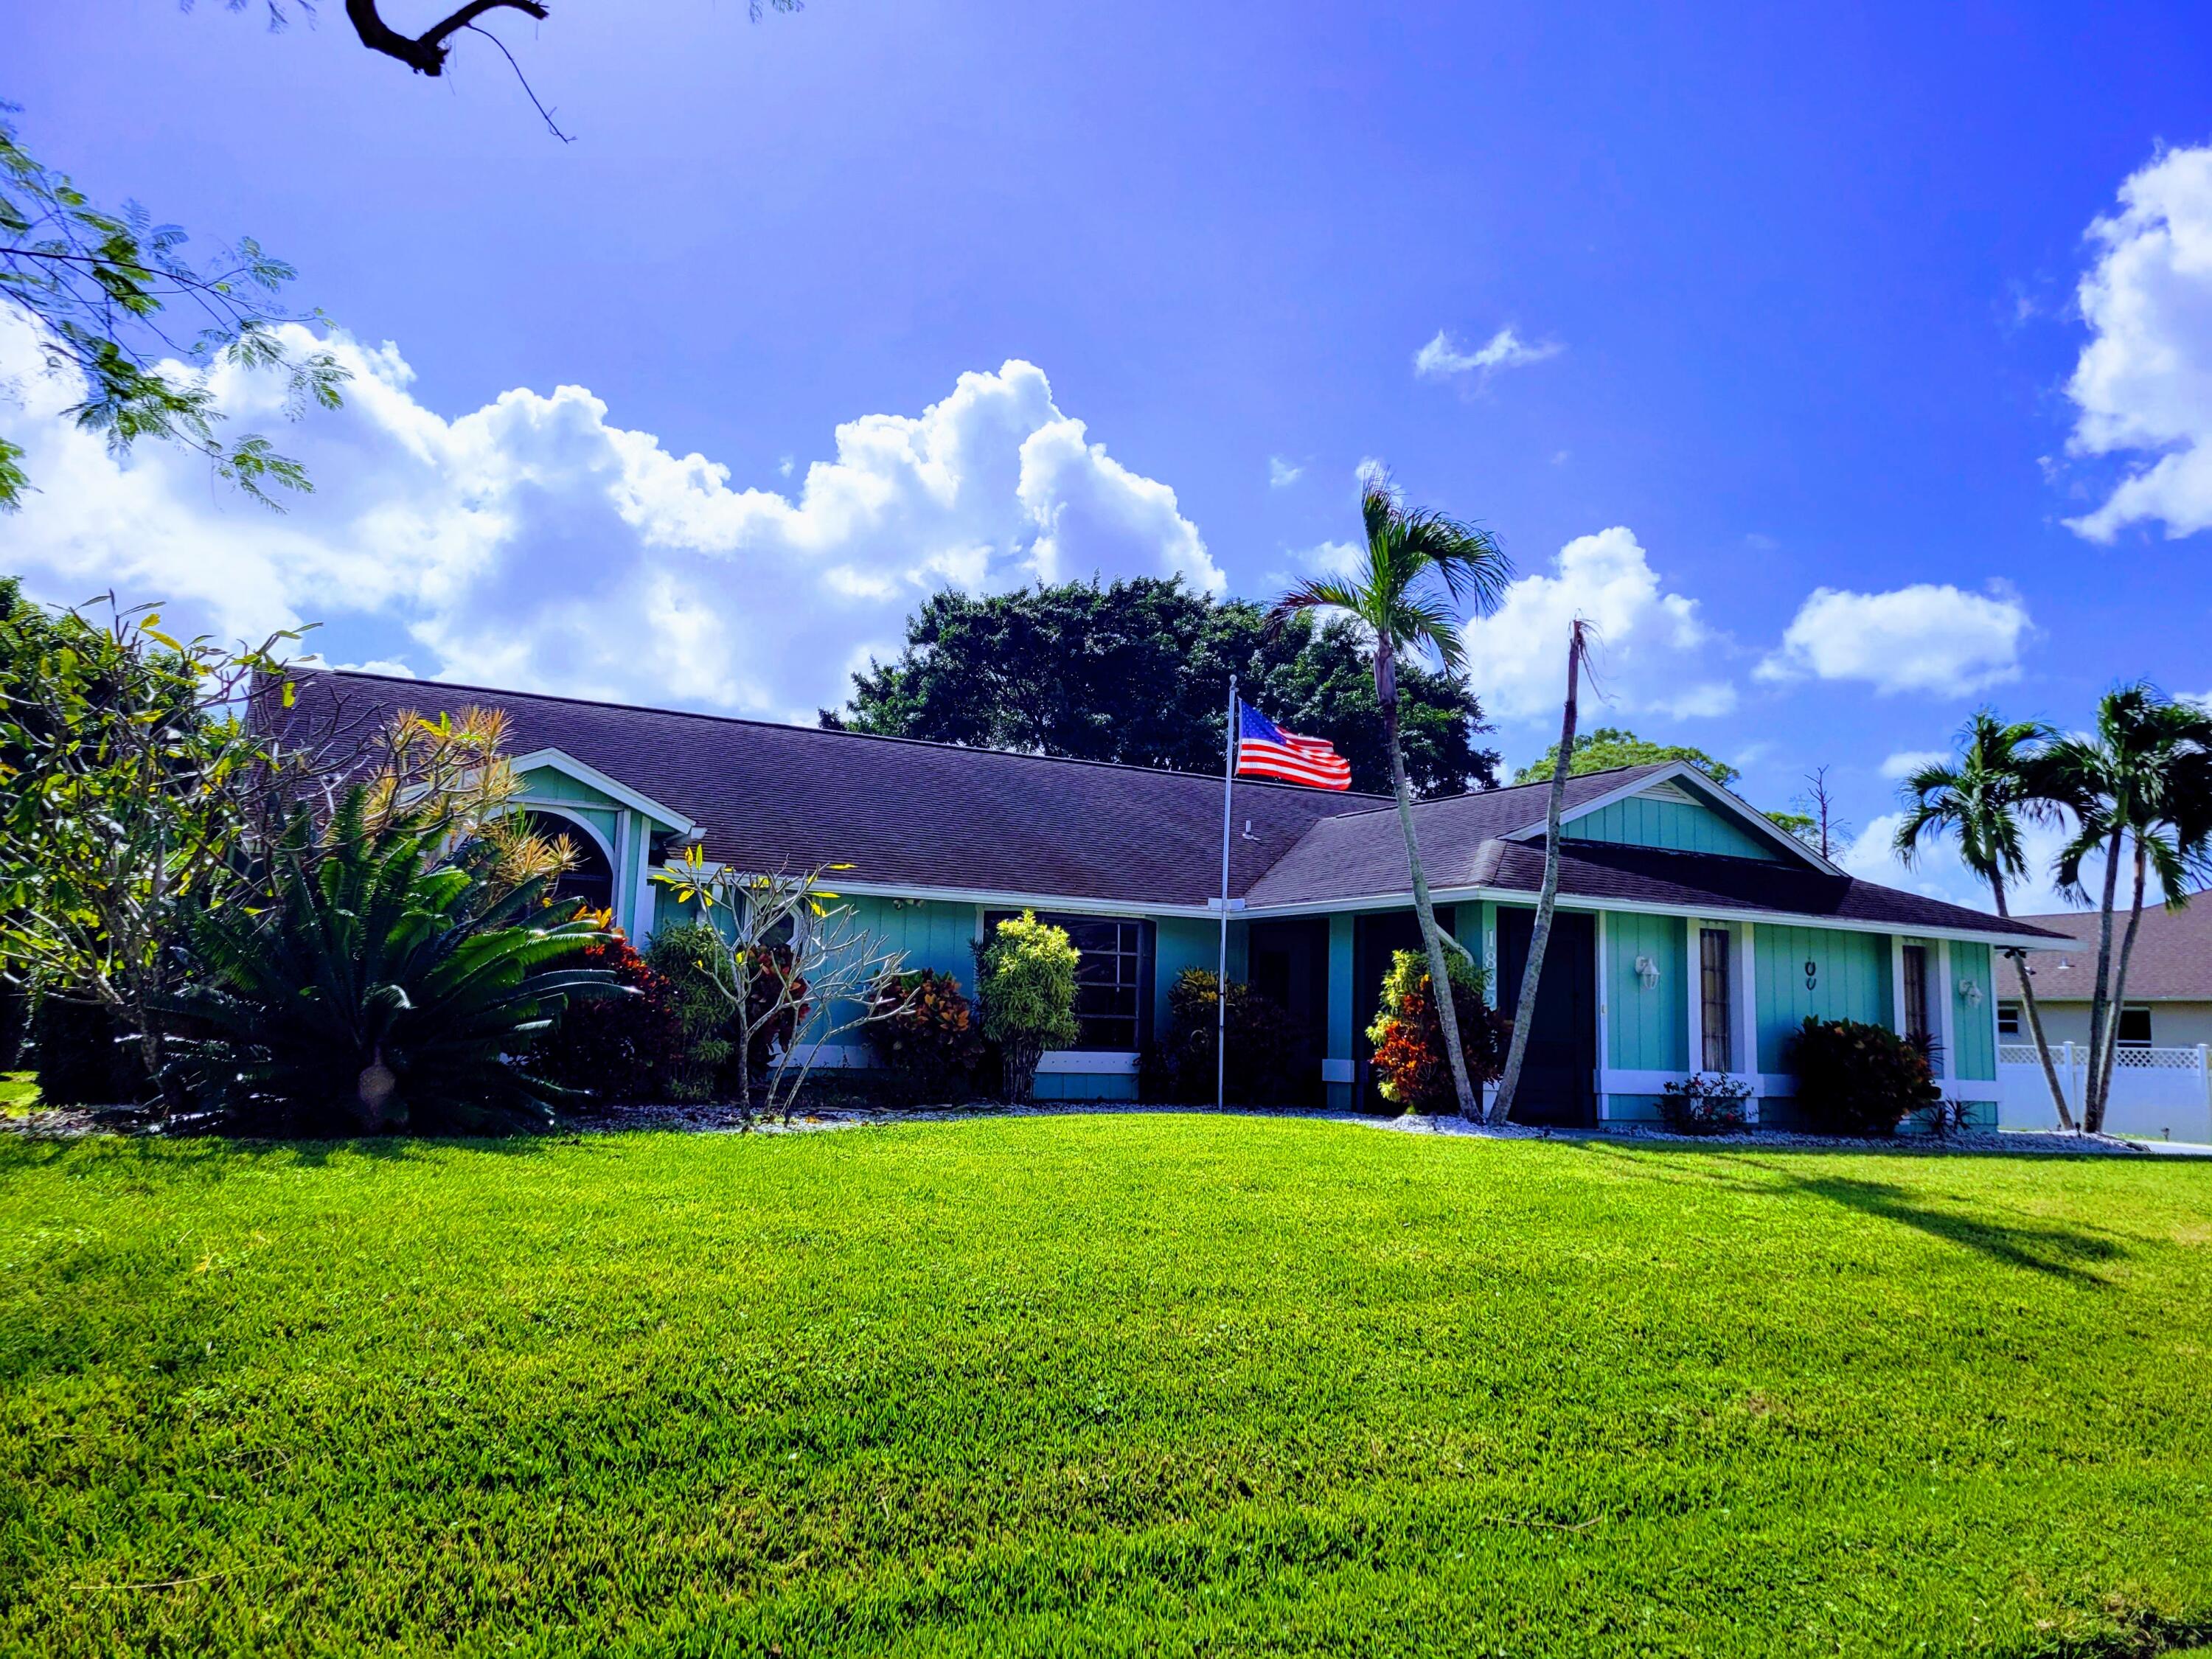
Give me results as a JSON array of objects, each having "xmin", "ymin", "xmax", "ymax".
[
  {"xmin": 1893, "ymin": 711, "xmax": 2075, "ymax": 1130},
  {"xmin": 2039, "ymin": 684, "xmax": 2212, "ymax": 1134},
  {"xmin": 1271, "ymin": 471, "xmax": 1512, "ymax": 1118}
]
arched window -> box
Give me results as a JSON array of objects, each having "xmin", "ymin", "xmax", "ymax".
[{"xmin": 522, "ymin": 810, "xmax": 616, "ymax": 916}]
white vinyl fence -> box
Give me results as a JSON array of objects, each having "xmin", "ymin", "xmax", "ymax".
[{"xmin": 1998, "ymin": 1043, "xmax": 2212, "ymax": 1143}]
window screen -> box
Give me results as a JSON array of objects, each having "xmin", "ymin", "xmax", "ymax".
[
  {"xmin": 2118, "ymin": 1006, "xmax": 2154, "ymax": 1046},
  {"xmin": 984, "ymin": 912, "xmax": 1152, "ymax": 1052},
  {"xmin": 1997, "ymin": 1002, "xmax": 2022, "ymax": 1038},
  {"xmin": 1699, "ymin": 928, "xmax": 1733, "ymax": 1073},
  {"xmin": 1902, "ymin": 945, "xmax": 1931, "ymax": 1043}
]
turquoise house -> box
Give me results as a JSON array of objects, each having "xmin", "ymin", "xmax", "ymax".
[{"xmin": 295, "ymin": 669, "xmax": 2056, "ymax": 1125}]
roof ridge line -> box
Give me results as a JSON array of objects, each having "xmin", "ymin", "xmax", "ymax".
[{"xmin": 299, "ymin": 666, "xmax": 1396, "ymax": 801}]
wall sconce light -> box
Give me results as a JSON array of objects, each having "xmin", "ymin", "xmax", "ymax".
[
  {"xmin": 1634, "ymin": 954, "xmax": 1661, "ymax": 990},
  {"xmin": 1958, "ymin": 977, "xmax": 1983, "ymax": 1007}
]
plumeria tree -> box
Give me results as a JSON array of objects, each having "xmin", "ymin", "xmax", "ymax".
[
  {"xmin": 653, "ymin": 848, "xmax": 913, "ymax": 1124},
  {"xmin": 1269, "ymin": 471, "xmax": 1512, "ymax": 1119}
]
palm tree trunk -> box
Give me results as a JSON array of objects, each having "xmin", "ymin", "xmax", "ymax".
[
  {"xmin": 1989, "ymin": 879, "xmax": 2074, "ymax": 1132},
  {"xmin": 1492, "ymin": 622, "xmax": 1585, "ymax": 1125},
  {"xmin": 1380, "ymin": 650, "xmax": 1478, "ymax": 1119},
  {"xmin": 2082, "ymin": 825, "xmax": 2126, "ymax": 1134},
  {"xmin": 2093, "ymin": 837, "xmax": 2150, "ymax": 1133}
]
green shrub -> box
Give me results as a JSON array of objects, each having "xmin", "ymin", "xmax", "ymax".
[
  {"xmin": 644, "ymin": 922, "xmax": 738, "ymax": 1102},
  {"xmin": 531, "ymin": 931, "xmax": 684, "ymax": 1103},
  {"xmin": 1366, "ymin": 947, "xmax": 1507, "ymax": 1114},
  {"xmin": 31, "ymin": 994, "xmax": 147, "ymax": 1107},
  {"xmin": 977, "ymin": 911, "xmax": 1079, "ymax": 1104},
  {"xmin": 1785, "ymin": 1016, "xmax": 1941, "ymax": 1138},
  {"xmin": 867, "ymin": 967, "xmax": 984, "ymax": 1105},
  {"xmin": 1148, "ymin": 969, "xmax": 1304, "ymax": 1105}
]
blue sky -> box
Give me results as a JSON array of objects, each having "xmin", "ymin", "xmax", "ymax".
[{"xmin": 8, "ymin": 1, "xmax": 2212, "ymax": 908}]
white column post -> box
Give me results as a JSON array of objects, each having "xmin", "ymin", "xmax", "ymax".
[
  {"xmin": 1935, "ymin": 939, "xmax": 1956, "ymax": 1096},
  {"xmin": 1738, "ymin": 921, "xmax": 1759, "ymax": 1122},
  {"xmin": 1593, "ymin": 910, "xmax": 1610, "ymax": 1121}
]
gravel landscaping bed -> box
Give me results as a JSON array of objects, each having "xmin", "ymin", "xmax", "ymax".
[{"xmin": 7, "ymin": 1096, "xmax": 2196, "ymax": 1155}]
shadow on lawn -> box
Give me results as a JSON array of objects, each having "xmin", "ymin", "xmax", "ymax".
[
  {"xmin": 1778, "ymin": 1172, "xmax": 2126, "ymax": 1287},
  {"xmin": 1565, "ymin": 1141, "xmax": 2129, "ymax": 1287}
]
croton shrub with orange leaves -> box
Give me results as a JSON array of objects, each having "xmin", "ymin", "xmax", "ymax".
[
  {"xmin": 1365, "ymin": 947, "xmax": 1509, "ymax": 1115},
  {"xmin": 529, "ymin": 927, "xmax": 685, "ymax": 1103},
  {"xmin": 867, "ymin": 967, "xmax": 985, "ymax": 1104}
]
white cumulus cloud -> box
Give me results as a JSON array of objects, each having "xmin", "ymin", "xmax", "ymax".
[
  {"xmin": 0, "ymin": 315, "xmax": 1220, "ymax": 723},
  {"xmin": 2065, "ymin": 145, "xmax": 2212, "ymax": 542},
  {"xmin": 1757, "ymin": 583, "xmax": 2031, "ymax": 696},
  {"xmin": 1841, "ymin": 810, "xmax": 2073, "ymax": 914},
  {"xmin": 1413, "ymin": 326, "xmax": 1562, "ymax": 383},
  {"xmin": 1459, "ymin": 526, "xmax": 1736, "ymax": 724},
  {"xmin": 1267, "ymin": 455, "xmax": 1303, "ymax": 488},
  {"xmin": 1879, "ymin": 748, "xmax": 1949, "ymax": 781}
]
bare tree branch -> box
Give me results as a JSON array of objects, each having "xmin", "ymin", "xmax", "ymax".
[
  {"xmin": 343, "ymin": 0, "xmax": 549, "ymax": 77},
  {"xmin": 462, "ymin": 22, "xmax": 574, "ymax": 142}
]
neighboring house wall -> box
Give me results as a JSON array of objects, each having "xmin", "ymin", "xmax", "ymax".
[{"xmin": 1998, "ymin": 1000, "xmax": 2212, "ymax": 1049}]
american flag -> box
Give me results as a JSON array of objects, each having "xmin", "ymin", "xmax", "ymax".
[{"xmin": 1236, "ymin": 700, "xmax": 1352, "ymax": 790}]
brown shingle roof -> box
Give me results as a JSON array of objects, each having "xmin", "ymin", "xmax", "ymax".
[
  {"xmin": 1995, "ymin": 902, "xmax": 2212, "ymax": 1001},
  {"xmin": 276, "ymin": 668, "xmax": 2059, "ymax": 939},
  {"xmin": 278, "ymin": 669, "xmax": 1383, "ymax": 907}
]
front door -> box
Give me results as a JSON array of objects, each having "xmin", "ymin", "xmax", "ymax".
[{"xmin": 1495, "ymin": 908, "xmax": 1598, "ymax": 1127}]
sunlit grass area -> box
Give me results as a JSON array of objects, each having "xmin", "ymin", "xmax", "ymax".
[
  {"xmin": 3, "ymin": 1116, "xmax": 2209, "ymax": 1656},
  {"xmin": 0, "ymin": 1073, "xmax": 36, "ymax": 1115}
]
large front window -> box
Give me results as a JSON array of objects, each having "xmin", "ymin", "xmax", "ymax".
[{"xmin": 985, "ymin": 911, "xmax": 1153, "ymax": 1051}]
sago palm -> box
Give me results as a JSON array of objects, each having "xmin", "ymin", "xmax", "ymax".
[
  {"xmin": 159, "ymin": 789, "xmax": 625, "ymax": 1135},
  {"xmin": 1270, "ymin": 471, "xmax": 1512, "ymax": 1118},
  {"xmin": 2038, "ymin": 684, "xmax": 2212, "ymax": 1134},
  {"xmin": 1893, "ymin": 710, "xmax": 2074, "ymax": 1129}
]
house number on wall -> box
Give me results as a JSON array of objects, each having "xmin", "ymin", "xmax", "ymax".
[{"xmin": 1804, "ymin": 958, "xmax": 1818, "ymax": 990}]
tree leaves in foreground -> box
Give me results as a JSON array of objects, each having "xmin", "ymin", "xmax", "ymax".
[
  {"xmin": 824, "ymin": 577, "xmax": 1500, "ymax": 799},
  {"xmin": 0, "ymin": 107, "xmax": 347, "ymax": 510}
]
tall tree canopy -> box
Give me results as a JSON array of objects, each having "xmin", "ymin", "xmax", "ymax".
[
  {"xmin": 1512, "ymin": 726, "xmax": 1739, "ymax": 788},
  {"xmin": 823, "ymin": 577, "xmax": 1500, "ymax": 799}
]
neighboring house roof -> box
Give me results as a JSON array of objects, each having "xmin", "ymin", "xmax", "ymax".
[
  {"xmin": 1995, "ymin": 902, "xmax": 2212, "ymax": 1001},
  {"xmin": 277, "ymin": 669, "xmax": 2059, "ymax": 940}
]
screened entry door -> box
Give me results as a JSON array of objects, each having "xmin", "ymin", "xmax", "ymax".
[{"xmin": 1494, "ymin": 909, "xmax": 1599, "ymax": 1127}]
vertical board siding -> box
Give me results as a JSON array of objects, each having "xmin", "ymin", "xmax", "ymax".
[
  {"xmin": 1756, "ymin": 925, "xmax": 1893, "ymax": 1072},
  {"xmin": 518, "ymin": 768, "xmax": 624, "ymax": 811},
  {"xmin": 1950, "ymin": 941, "xmax": 1997, "ymax": 1080},
  {"xmin": 1155, "ymin": 917, "xmax": 1223, "ymax": 1040},
  {"xmin": 1605, "ymin": 911, "xmax": 1688, "ymax": 1071},
  {"xmin": 1565, "ymin": 795, "xmax": 1780, "ymax": 860}
]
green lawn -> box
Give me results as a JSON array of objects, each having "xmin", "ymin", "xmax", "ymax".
[
  {"xmin": 3, "ymin": 1117, "xmax": 2210, "ymax": 1657},
  {"xmin": 0, "ymin": 1072, "xmax": 35, "ymax": 1115}
]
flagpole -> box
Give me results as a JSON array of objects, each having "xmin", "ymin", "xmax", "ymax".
[{"xmin": 1217, "ymin": 674, "xmax": 1237, "ymax": 1112}]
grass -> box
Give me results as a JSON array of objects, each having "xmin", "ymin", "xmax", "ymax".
[
  {"xmin": 1, "ymin": 1116, "xmax": 2209, "ymax": 1657},
  {"xmin": 0, "ymin": 1072, "xmax": 35, "ymax": 1115}
]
